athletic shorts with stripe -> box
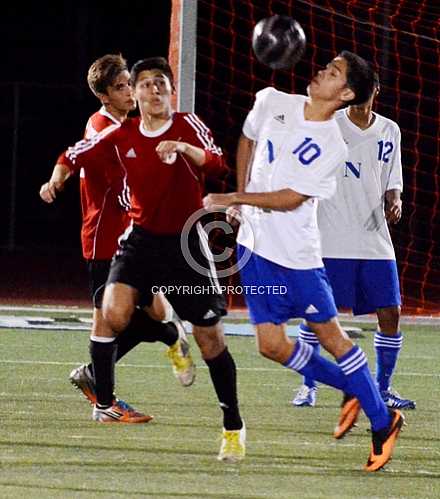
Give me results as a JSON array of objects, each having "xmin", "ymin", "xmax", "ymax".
[
  {"xmin": 237, "ymin": 244, "xmax": 337, "ymax": 324},
  {"xmin": 87, "ymin": 259, "xmax": 153, "ymax": 309},
  {"xmin": 107, "ymin": 224, "xmax": 227, "ymax": 326}
]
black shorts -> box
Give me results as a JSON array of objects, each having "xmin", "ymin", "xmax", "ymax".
[
  {"xmin": 107, "ymin": 224, "xmax": 227, "ymax": 326},
  {"xmin": 86, "ymin": 260, "xmax": 111, "ymax": 308},
  {"xmin": 87, "ymin": 259, "xmax": 153, "ymax": 309}
]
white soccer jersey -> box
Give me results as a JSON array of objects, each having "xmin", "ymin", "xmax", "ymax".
[
  {"xmin": 318, "ymin": 109, "xmax": 403, "ymax": 259},
  {"xmin": 237, "ymin": 87, "xmax": 348, "ymax": 269}
]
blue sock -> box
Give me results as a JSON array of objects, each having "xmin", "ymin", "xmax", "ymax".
[
  {"xmin": 284, "ymin": 341, "xmax": 348, "ymax": 392},
  {"xmin": 374, "ymin": 331, "xmax": 402, "ymax": 392},
  {"xmin": 297, "ymin": 323, "xmax": 320, "ymax": 388},
  {"xmin": 338, "ymin": 346, "xmax": 390, "ymax": 432}
]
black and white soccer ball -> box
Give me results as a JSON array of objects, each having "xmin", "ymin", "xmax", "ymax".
[{"xmin": 252, "ymin": 15, "xmax": 306, "ymax": 70}]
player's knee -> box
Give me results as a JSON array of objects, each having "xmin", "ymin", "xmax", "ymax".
[
  {"xmin": 145, "ymin": 303, "xmax": 167, "ymax": 322},
  {"xmin": 192, "ymin": 323, "xmax": 225, "ymax": 359},
  {"xmin": 377, "ymin": 305, "xmax": 401, "ymax": 333},
  {"xmin": 258, "ymin": 342, "xmax": 276, "ymax": 360},
  {"xmin": 103, "ymin": 303, "xmax": 132, "ymax": 333},
  {"xmin": 102, "ymin": 283, "xmax": 137, "ymax": 332},
  {"xmin": 258, "ymin": 339, "xmax": 283, "ymax": 362},
  {"xmin": 143, "ymin": 292, "xmax": 171, "ymax": 322}
]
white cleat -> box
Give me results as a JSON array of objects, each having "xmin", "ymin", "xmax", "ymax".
[
  {"xmin": 166, "ymin": 320, "xmax": 196, "ymax": 387},
  {"xmin": 217, "ymin": 421, "xmax": 246, "ymax": 463},
  {"xmin": 291, "ymin": 385, "xmax": 317, "ymax": 407}
]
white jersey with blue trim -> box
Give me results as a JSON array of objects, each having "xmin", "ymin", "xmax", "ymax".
[
  {"xmin": 237, "ymin": 87, "xmax": 348, "ymax": 269},
  {"xmin": 318, "ymin": 109, "xmax": 403, "ymax": 260}
]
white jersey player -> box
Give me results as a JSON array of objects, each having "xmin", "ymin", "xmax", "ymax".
[
  {"xmin": 204, "ymin": 52, "xmax": 405, "ymax": 473},
  {"xmin": 292, "ymin": 74, "xmax": 416, "ymax": 410},
  {"xmin": 237, "ymin": 88, "xmax": 346, "ymax": 270},
  {"xmin": 321, "ymin": 108, "xmax": 402, "ymax": 259}
]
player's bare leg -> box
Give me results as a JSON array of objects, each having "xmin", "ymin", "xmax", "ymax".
[
  {"xmin": 144, "ymin": 292, "xmax": 171, "ymax": 321},
  {"xmin": 103, "ymin": 282, "xmax": 138, "ymax": 333}
]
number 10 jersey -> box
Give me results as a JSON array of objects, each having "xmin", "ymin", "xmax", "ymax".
[{"xmin": 237, "ymin": 87, "xmax": 348, "ymax": 269}]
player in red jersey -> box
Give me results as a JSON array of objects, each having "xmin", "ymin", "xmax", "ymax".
[
  {"xmin": 60, "ymin": 57, "xmax": 245, "ymax": 463},
  {"xmin": 40, "ymin": 55, "xmax": 195, "ymax": 423}
]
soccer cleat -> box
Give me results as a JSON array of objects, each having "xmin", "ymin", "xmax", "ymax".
[
  {"xmin": 166, "ymin": 320, "xmax": 196, "ymax": 387},
  {"xmin": 217, "ymin": 421, "xmax": 246, "ymax": 463},
  {"xmin": 92, "ymin": 399, "xmax": 154, "ymax": 424},
  {"xmin": 365, "ymin": 409, "xmax": 405, "ymax": 472},
  {"xmin": 334, "ymin": 394, "xmax": 361, "ymax": 439},
  {"xmin": 291, "ymin": 385, "xmax": 317, "ymax": 407},
  {"xmin": 381, "ymin": 388, "xmax": 416, "ymax": 410},
  {"xmin": 69, "ymin": 364, "xmax": 97, "ymax": 404}
]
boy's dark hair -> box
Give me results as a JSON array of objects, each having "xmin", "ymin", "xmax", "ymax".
[
  {"xmin": 339, "ymin": 51, "xmax": 376, "ymax": 106},
  {"xmin": 87, "ymin": 54, "xmax": 128, "ymax": 96},
  {"xmin": 130, "ymin": 57, "xmax": 174, "ymax": 87}
]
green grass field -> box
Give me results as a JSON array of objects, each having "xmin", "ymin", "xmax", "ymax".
[{"xmin": 0, "ymin": 320, "xmax": 439, "ymax": 498}]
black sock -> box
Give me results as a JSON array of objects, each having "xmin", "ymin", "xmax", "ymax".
[
  {"xmin": 114, "ymin": 309, "xmax": 179, "ymax": 361},
  {"xmin": 89, "ymin": 339, "xmax": 117, "ymax": 407},
  {"xmin": 87, "ymin": 311, "xmax": 179, "ymax": 372},
  {"xmin": 205, "ymin": 347, "xmax": 242, "ymax": 431}
]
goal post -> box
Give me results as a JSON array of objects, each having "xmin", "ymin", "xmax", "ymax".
[{"xmin": 169, "ymin": 0, "xmax": 197, "ymax": 113}]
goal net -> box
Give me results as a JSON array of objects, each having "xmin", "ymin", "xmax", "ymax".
[{"xmin": 170, "ymin": 0, "xmax": 440, "ymax": 315}]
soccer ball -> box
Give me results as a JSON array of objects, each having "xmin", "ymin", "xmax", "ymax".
[{"xmin": 252, "ymin": 15, "xmax": 306, "ymax": 70}]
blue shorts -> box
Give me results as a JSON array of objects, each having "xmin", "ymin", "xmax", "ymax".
[
  {"xmin": 237, "ymin": 245, "xmax": 337, "ymax": 325},
  {"xmin": 323, "ymin": 258, "xmax": 401, "ymax": 315}
]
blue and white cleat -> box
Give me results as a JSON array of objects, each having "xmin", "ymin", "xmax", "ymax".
[
  {"xmin": 381, "ymin": 388, "xmax": 416, "ymax": 410},
  {"xmin": 291, "ymin": 385, "xmax": 317, "ymax": 407}
]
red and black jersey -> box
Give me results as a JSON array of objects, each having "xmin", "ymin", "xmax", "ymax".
[
  {"xmin": 58, "ymin": 107, "xmax": 130, "ymax": 260},
  {"xmin": 62, "ymin": 112, "xmax": 227, "ymax": 235}
]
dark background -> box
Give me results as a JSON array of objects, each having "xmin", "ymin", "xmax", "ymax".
[
  {"xmin": 1, "ymin": 0, "xmax": 439, "ymax": 312},
  {"xmin": 1, "ymin": 1, "xmax": 171, "ymax": 303},
  {"xmin": 195, "ymin": 0, "xmax": 440, "ymax": 314}
]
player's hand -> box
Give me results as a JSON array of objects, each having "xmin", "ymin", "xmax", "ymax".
[
  {"xmin": 39, "ymin": 181, "xmax": 59, "ymax": 203},
  {"xmin": 156, "ymin": 140, "xmax": 187, "ymax": 164},
  {"xmin": 226, "ymin": 205, "xmax": 242, "ymax": 227},
  {"xmin": 385, "ymin": 199, "xmax": 402, "ymax": 224},
  {"xmin": 203, "ymin": 193, "xmax": 236, "ymax": 211}
]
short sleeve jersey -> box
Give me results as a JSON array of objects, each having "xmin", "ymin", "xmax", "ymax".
[
  {"xmin": 59, "ymin": 107, "xmax": 130, "ymax": 260},
  {"xmin": 62, "ymin": 112, "xmax": 226, "ymax": 235},
  {"xmin": 237, "ymin": 87, "xmax": 348, "ymax": 269},
  {"xmin": 318, "ymin": 109, "xmax": 403, "ymax": 259}
]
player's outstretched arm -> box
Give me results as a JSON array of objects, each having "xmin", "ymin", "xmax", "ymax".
[
  {"xmin": 39, "ymin": 163, "xmax": 71, "ymax": 203},
  {"xmin": 203, "ymin": 189, "xmax": 309, "ymax": 212}
]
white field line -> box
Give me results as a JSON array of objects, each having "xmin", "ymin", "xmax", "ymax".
[
  {"xmin": 1, "ymin": 304, "xmax": 440, "ymax": 325},
  {"xmin": 0, "ymin": 358, "xmax": 438, "ymax": 377},
  {"xmin": 0, "ymin": 305, "xmax": 93, "ymax": 313},
  {"xmin": 0, "ymin": 429, "xmax": 437, "ymax": 456}
]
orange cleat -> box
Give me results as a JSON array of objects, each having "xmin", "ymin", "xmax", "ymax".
[
  {"xmin": 334, "ymin": 394, "xmax": 361, "ymax": 439},
  {"xmin": 69, "ymin": 364, "xmax": 97, "ymax": 405},
  {"xmin": 365, "ymin": 409, "xmax": 404, "ymax": 472},
  {"xmin": 93, "ymin": 399, "xmax": 154, "ymax": 424}
]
